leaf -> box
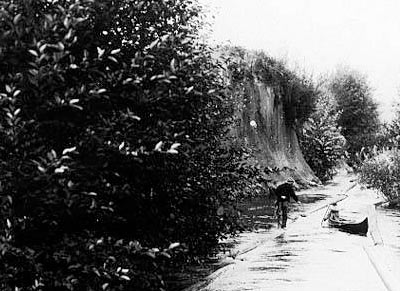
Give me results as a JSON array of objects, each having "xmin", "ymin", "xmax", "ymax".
[
  {"xmin": 64, "ymin": 29, "xmax": 73, "ymax": 40},
  {"xmin": 13, "ymin": 90, "xmax": 21, "ymax": 97},
  {"xmin": 150, "ymin": 74, "xmax": 165, "ymax": 81},
  {"xmin": 28, "ymin": 69, "xmax": 39, "ymax": 76},
  {"xmin": 57, "ymin": 42, "xmax": 65, "ymax": 51},
  {"xmin": 110, "ymin": 48, "xmax": 121, "ymax": 55},
  {"xmin": 148, "ymin": 39, "xmax": 159, "ymax": 50},
  {"xmin": 69, "ymin": 99, "xmax": 79, "ymax": 104},
  {"xmin": 92, "ymin": 267, "xmax": 101, "ymax": 277},
  {"xmin": 75, "ymin": 17, "xmax": 86, "ymax": 24},
  {"xmin": 145, "ymin": 251, "xmax": 156, "ymax": 259},
  {"xmin": 154, "ymin": 141, "xmax": 163, "ymax": 151},
  {"xmin": 71, "ymin": 104, "xmax": 83, "ymax": 110},
  {"xmin": 13, "ymin": 14, "xmax": 22, "ymax": 25},
  {"xmin": 120, "ymin": 275, "xmax": 130, "ymax": 281},
  {"xmin": 28, "ymin": 49, "xmax": 38, "ymax": 57},
  {"xmin": 108, "ymin": 56, "xmax": 118, "ymax": 63},
  {"xmin": 122, "ymin": 78, "xmax": 133, "ymax": 85},
  {"xmin": 118, "ymin": 142, "xmax": 125, "ymax": 150},
  {"xmin": 62, "ymin": 146, "xmax": 76, "ymax": 155},
  {"xmin": 51, "ymin": 149, "xmax": 57, "ymax": 158},
  {"xmin": 54, "ymin": 166, "xmax": 68, "ymax": 174},
  {"xmin": 63, "ymin": 17, "xmax": 70, "ymax": 28},
  {"xmin": 170, "ymin": 58, "xmax": 177, "ymax": 72},
  {"xmin": 168, "ymin": 242, "xmax": 180, "ymax": 250},
  {"xmin": 185, "ymin": 86, "xmax": 194, "ymax": 94},
  {"xmin": 160, "ymin": 251, "xmax": 171, "ymax": 259}
]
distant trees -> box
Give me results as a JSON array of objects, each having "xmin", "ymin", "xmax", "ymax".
[
  {"xmin": 299, "ymin": 68, "xmax": 381, "ymax": 180},
  {"xmin": 328, "ymin": 69, "xmax": 380, "ymax": 165}
]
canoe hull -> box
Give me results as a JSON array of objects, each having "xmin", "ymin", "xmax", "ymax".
[{"xmin": 328, "ymin": 217, "xmax": 368, "ymax": 236}]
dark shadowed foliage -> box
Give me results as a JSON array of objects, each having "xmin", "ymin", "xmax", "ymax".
[{"xmin": 0, "ymin": 0, "xmax": 248, "ymax": 290}]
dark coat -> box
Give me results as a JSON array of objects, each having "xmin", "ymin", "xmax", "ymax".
[{"xmin": 273, "ymin": 183, "xmax": 298, "ymax": 203}]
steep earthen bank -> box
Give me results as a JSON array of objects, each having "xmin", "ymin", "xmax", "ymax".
[{"xmin": 228, "ymin": 52, "xmax": 320, "ymax": 186}]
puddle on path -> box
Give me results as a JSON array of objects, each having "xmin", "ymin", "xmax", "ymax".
[{"xmin": 198, "ymin": 175, "xmax": 400, "ymax": 291}]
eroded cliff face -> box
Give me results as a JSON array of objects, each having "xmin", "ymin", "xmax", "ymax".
[{"xmin": 233, "ymin": 77, "xmax": 320, "ymax": 186}]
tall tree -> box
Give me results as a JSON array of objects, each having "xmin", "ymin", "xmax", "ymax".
[{"xmin": 329, "ymin": 69, "xmax": 380, "ymax": 165}]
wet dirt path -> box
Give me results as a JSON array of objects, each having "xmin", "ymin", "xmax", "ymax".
[{"xmin": 188, "ymin": 171, "xmax": 396, "ymax": 291}]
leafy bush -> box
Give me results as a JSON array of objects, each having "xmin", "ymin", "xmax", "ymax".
[
  {"xmin": 359, "ymin": 150, "xmax": 400, "ymax": 202},
  {"xmin": 299, "ymin": 92, "xmax": 346, "ymax": 181},
  {"xmin": 0, "ymin": 0, "xmax": 245, "ymax": 290},
  {"xmin": 360, "ymin": 106, "xmax": 400, "ymax": 205}
]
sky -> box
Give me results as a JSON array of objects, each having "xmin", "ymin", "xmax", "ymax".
[{"xmin": 199, "ymin": 0, "xmax": 400, "ymax": 121}]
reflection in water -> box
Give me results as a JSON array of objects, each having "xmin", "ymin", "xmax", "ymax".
[{"xmin": 203, "ymin": 186, "xmax": 399, "ymax": 291}]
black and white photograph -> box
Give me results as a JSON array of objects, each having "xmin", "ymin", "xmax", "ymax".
[{"xmin": 1, "ymin": 0, "xmax": 400, "ymax": 290}]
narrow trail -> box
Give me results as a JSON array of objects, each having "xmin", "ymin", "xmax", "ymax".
[{"xmin": 186, "ymin": 171, "xmax": 400, "ymax": 291}]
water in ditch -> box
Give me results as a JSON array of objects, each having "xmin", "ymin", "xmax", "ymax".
[{"xmin": 200, "ymin": 177, "xmax": 399, "ymax": 291}]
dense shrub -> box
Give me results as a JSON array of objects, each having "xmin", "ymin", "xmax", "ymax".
[
  {"xmin": 359, "ymin": 150, "xmax": 400, "ymax": 202},
  {"xmin": 360, "ymin": 106, "xmax": 400, "ymax": 205},
  {"xmin": 0, "ymin": 0, "xmax": 245, "ymax": 290},
  {"xmin": 299, "ymin": 92, "xmax": 346, "ymax": 181}
]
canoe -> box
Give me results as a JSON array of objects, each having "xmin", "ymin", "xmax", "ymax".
[{"xmin": 328, "ymin": 216, "xmax": 368, "ymax": 236}]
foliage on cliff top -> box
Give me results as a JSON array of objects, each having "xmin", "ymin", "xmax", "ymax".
[
  {"xmin": 0, "ymin": 0, "xmax": 250, "ymax": 290},
  {"xmin": 222, "ymin": 46, "xmax": 318, "ymax": 128}
]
